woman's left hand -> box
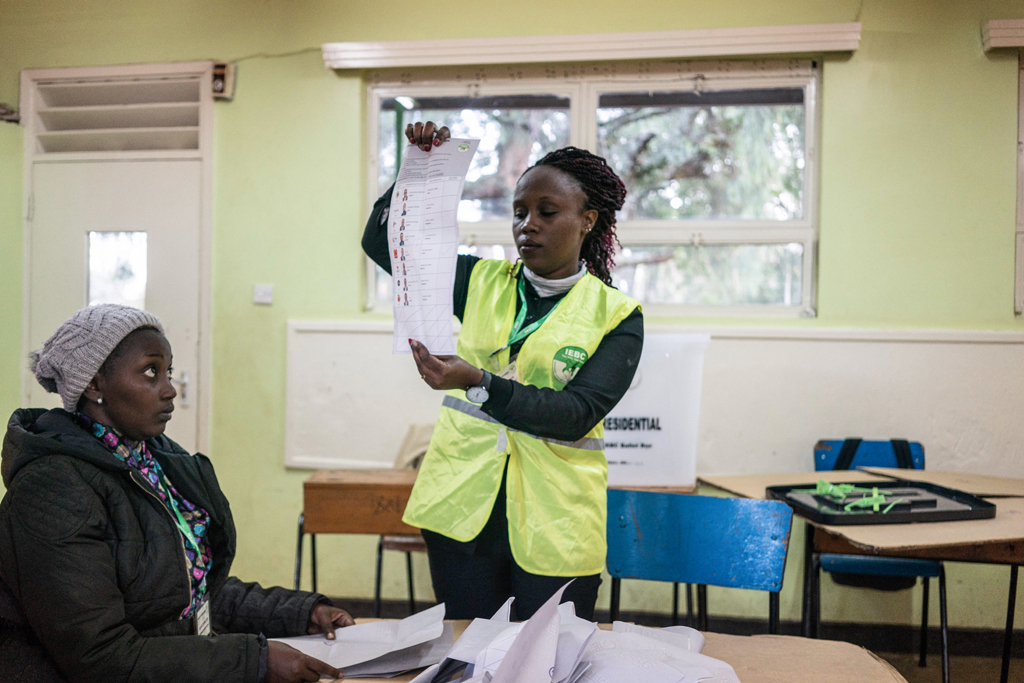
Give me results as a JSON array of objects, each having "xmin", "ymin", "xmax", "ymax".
[
  {"xmin": 410, "ymin": 339, "xmax": 484, "ymax": 391},
  {"xmin": 307, "ymin": 603, "xmax": 355, "ymax": 639}
]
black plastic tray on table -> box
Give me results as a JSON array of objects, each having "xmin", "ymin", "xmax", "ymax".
[{"xmin": 765, "ymin": 479, "xmax": 997, "ymax": 525}]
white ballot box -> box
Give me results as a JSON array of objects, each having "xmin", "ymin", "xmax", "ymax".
[{"xmin": 604, "ymin": 333, "xmax": 710, "ymax": 488}]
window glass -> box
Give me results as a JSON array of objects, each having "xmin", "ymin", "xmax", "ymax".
[
  {"xmin": 612, "ymin": 243, "xmax": 803, "ymax": 306},
  {"xmin": 88, "ymin": 231, "xmax": 147, "ymax": 309},
  {"xmin": 597, "ymin": 89, "xmax": 805, "ymax": 221},
  {"xmin": 378, "ymin": 95, "xmax": 570, "ymax": 220}
]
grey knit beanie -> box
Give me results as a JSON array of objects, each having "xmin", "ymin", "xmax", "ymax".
[{"xmin": 30, "ymin": 304, "xmax": 164, "ymax": 411}]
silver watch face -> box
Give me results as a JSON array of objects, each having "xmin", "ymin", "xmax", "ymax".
[{"xmin": 466, "ymin": 385, "xmax": 489, "ymax": 404}]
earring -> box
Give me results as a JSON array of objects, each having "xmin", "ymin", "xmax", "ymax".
[{"xmin": 97, "ymin": 397, "xmax": 103, "ymax": 405}]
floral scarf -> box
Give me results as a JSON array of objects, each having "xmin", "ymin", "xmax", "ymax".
[{"xmin": 74, "ymin": 413, "xmax": 211, "ymax": 617}]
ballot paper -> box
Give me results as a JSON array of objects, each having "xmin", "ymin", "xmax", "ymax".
[
  {"xmin": 488, "ymin": 582, "xmax": 568, "ymax": 683},
  {"xmin": 610, "ymin": 621, "xmax": 705, "ymax": 653},
  {"xmin": 409, "ymin": 587, "xmax": 735, "ymax": 683},
  {"xmin": 388, "ymin": 138, "xmax": 480, "ymax": 355},
  {"xmin": 269, "ymin": 603, "xmax": 445, "ymax": 670},
  {"xmin": 342, "ymin": 622, "xmax": 455, "ymax": 678},
  {"xmin": 581, "ymin": 628, "xmax": 738, "ymax": 683}
]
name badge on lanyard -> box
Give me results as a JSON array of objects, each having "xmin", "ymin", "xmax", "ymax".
[{"xmin": 193, "ymin": 599, "xmax": 211, "ymax": 636}]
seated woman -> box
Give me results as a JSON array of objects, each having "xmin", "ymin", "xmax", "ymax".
[{"xmin": 0, "ymin": 304, "xmax": 350, "ymax": 683}]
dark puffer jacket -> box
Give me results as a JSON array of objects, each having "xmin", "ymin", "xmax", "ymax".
[{"xmin": 0, "ymin": 409, "xmax": 326, "ymax": 683}]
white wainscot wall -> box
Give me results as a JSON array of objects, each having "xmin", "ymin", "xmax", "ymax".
[{"xmin": 287, "ymin": 321, "xmax": 1024, "ymax": 478}]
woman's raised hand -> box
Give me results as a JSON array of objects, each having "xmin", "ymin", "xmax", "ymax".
[
  {"xmin": 405, "ymin": 121, "xmax": 451, "ymax": 152},
  {"xmin": 266, "ymin": 641, "xmax": 342, "ymax": 682},
  {"xmin": 410, "ymin": 339, "xmax": 484, "ymax": 391}
]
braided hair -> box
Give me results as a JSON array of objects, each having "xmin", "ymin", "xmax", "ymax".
[{"xmin": 525, "ymin": 146, "xmax": 626, "ymax": 286}]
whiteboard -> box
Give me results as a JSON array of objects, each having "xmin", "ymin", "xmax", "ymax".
[
  {"xmin": 285, "ymin": 320, "xmax": 444, "ymax": 468},
  {"xmin": 286, "ymin": 320, "xmax": 1024, "ymax": 482}
]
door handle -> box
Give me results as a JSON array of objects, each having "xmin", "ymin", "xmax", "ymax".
[{"xmin": 171, "ymin": 371, "xmax": 190, "ymax": 407}]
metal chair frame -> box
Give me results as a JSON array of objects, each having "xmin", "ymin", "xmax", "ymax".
[
  {"xmin": 806, "ymin": 438, "xmax": 948, "ymax": 683},
  {"xmin": 295, "ymin": 513, "xmax": 422, "ymax": 617}
]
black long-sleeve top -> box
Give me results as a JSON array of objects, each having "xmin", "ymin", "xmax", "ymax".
[{"xmin": 363, "ymin": 185, "xmax": 643, "ymax": 442}]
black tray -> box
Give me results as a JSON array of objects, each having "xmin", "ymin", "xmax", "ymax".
[{"xmin": 766, "ymin": 479, "xmax": 997, "ymax": 525}]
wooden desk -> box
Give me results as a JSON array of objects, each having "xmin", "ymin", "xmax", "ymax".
[
  {"xmin": 342, "ymin": 620, "xmax": 907, "ymax": 683},
  {"xmin": 699, "ymin": 471, "xmax": 1024, "ymax": 683},
  {"xmin": 858, "ymin": 467, "xmax": 1024, "ymax": 499},
  {"xmin": 302, "ymin": 468, "xmax": 697, "ymax": 535},
  {"xmin": 698, "ymin": 470, "xmax": 892, "ymax": 500},
  {"xmin": 296, "ymin": 469, "xmax": 698, "ymax": 597}
]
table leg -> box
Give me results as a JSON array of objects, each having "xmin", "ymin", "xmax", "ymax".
[
  {"xmin": 1002, "ymin": 564, "xmax": 1018, "ymax": 683},
  {"xmin": 920, "ymin": 576, "xmax": 929, "ymax": 667},
  {"xmin": 672, "ymin": 582, "xmax": 680, "ymax": 626},
  {"xmin": 698, "ymin": 584, "xmax": 708, "ymax": 632},
  {"xmin": 373, "ymin": 536, "xmax": 384, "ymax": 618},
  {"xmin": 938, "ymin": 565, "xmax": 948, "ymax": 683},
  {"xmin": 310, "ymin": 533, "xmax": 318, "ymax": 594},
  {"xmin": 610, "ymin": 578, "xmax": 621, "ymax": 622},
  {"xmin": 769, "ymin": 592, "xmax": 780, "ymax": 634},
  {"xmin": 406, "ymin": 551, "xmax": 416, "ymax": 615},
  {"xmin": 802, "ymin": 522, "xmax": 814, "ymax": 638},
  {"xmin": 686, "ymin": 583, "xmax": 695, "ymax": 628},
  {"xmin": 811, "ymin": 552, "xmax": 821, "ymax": 639},
  {"xmin": 294, "ymin": 513, "xmax": 304, "ymax": 591}
]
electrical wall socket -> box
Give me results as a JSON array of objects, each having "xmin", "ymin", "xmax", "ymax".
[{"xmin": 253, "ymin": 283, "xmax": 273, "ymax": 305}]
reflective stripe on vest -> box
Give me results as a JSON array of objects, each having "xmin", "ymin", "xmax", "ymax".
[
  {"xmin": 441, "ymin": 395, "xmax": 606, "ymax": 452},
  {"xmin": 402, "ymin": 259, "xmax": 640, "ymax": 576}
]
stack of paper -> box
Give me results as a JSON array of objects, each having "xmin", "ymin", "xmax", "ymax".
[
  {"xmin": 269, "ymin": 603, "xmax": 451, "ymax": 678},
  {"xmin": 410, "ymin": 584, "xmax": 738, "ymax": 683}
]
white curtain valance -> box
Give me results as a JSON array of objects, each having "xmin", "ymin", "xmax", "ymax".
[
  {"xmin": 322, "ymin": 22, "xmax": 861, "ymax": 70},
  {"xmin": 983, "ymin": 20, "xmax": 1024, "ymax": 51}
]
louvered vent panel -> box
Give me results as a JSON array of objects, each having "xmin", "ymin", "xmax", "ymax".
[{"xmin": 32, "ymin": 77, "xmax": 202, "ymax": 154}]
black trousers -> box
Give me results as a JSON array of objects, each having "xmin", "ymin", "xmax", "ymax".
[{"xmin": 421, "ymin": 468, "xmax": 601, "ymax": 621}]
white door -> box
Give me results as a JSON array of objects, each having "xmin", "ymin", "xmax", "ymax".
[{"xmin": 27, "ymin": 160, "xmax": 202, "ymax": 452}]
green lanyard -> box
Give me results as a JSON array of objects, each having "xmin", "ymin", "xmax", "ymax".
[
  {"xmin": 152, "ymin": 465, "xmax": 204, "ymax": 561},
  {"xmin": 490, "ymin": 273, "xmax": 563, "ymax": 357}
]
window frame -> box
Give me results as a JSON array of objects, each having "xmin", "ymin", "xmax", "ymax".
[
  {"xmin": 364, "ymin": 60, "xmax": 821, "ymax": 317},
  {"xmin": 1016, "ymin": 53, "xmax": 1024, "ymax": 316}
]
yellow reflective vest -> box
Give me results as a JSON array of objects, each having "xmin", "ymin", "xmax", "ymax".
[{"xmin": 402, "ymin": 259, "xmax": 641, "ymax": 576}]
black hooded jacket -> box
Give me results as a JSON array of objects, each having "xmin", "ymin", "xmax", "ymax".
[{"xmin": 0, "ymin": 408, "xmax": 326, "ymax": 683}]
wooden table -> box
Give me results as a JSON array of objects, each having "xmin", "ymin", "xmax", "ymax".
[
  {"xmin": 296, "ymin": 469, "xmax": 697, "ymax": 592},
  {"xmin": 699, "ymin": 469, "xmax": 1024, "ymax": 683},
  {"xmin": 342, "ymin": 620, "xmax": 907, "ymax": 683},
  {"xmin": 302, "ymin": 468, "xmax": 697, "ymax": 535}
]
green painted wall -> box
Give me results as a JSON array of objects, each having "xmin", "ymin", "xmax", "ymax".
[
  {"xmin": 0, "ymin": 0, "xmax": 1022, "ymax": 632},
  {"xmin": 0, "ymin": 124, "xmax": 22, "ymax": 423}
]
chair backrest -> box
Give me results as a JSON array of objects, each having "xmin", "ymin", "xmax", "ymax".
[
  {"xmin": 606, "ymin": 490, "xmax": 793, "ymax": 593},
  {"xmin": 814, "ymin": 439, "xmax": 925, "ymax": 471}
]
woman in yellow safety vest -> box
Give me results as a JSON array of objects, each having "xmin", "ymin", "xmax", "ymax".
[{"xmin": 362, "ymin": 122, "xmax": 643, "ymax": 620}]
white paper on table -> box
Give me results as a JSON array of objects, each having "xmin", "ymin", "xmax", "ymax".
[
  {"xmin": 552, "ymin": 603, "xmax": 597, "ymax": 683},
  {"xmin": 489, "ymin": 582, "xmax": 569, "ymax": 683},
  {"xmin": 268, "ymin": 603, "xmax": 445, "ymax": 669},
  {"xmin": 387, "ymin": 138, "xmax": 480, "ymax": 356},
  {"xmin": 445, "ymin": 598, "xmax": 517, "ymax": 664},
  {"xmin": 611, "ymin": 621, "xmax": 705, "ymax": 653},
  {"xmin": 579, "ymin": 649, "xmax": 715, "ymax": 683},
  {"xmin": 408, "ymin": 662, "xmax": 441, "ymax": 683},
  {"xmin": 342, "ymin": 622, "xmax": 454, "ymax": 677},
  {"xmin": 581, "ymin": 630, "xmax": 738, "ymax": 683},
  {"xmin": 490, "ymin": 597, "xmax": 514, "ymax": 623}
]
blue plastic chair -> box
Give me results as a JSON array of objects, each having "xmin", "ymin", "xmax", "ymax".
[
  {"xmin": 607, "ymin": 489, "xmax": 793, "ymax": 633},
  {"xmin": 808, "ymin": 439, "xmax": 948, "ymax": 683}
]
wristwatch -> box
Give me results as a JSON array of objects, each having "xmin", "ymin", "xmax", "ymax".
[{"xmin": 466, "ymin": 370, "xmax": 492, "ymax": 404}]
